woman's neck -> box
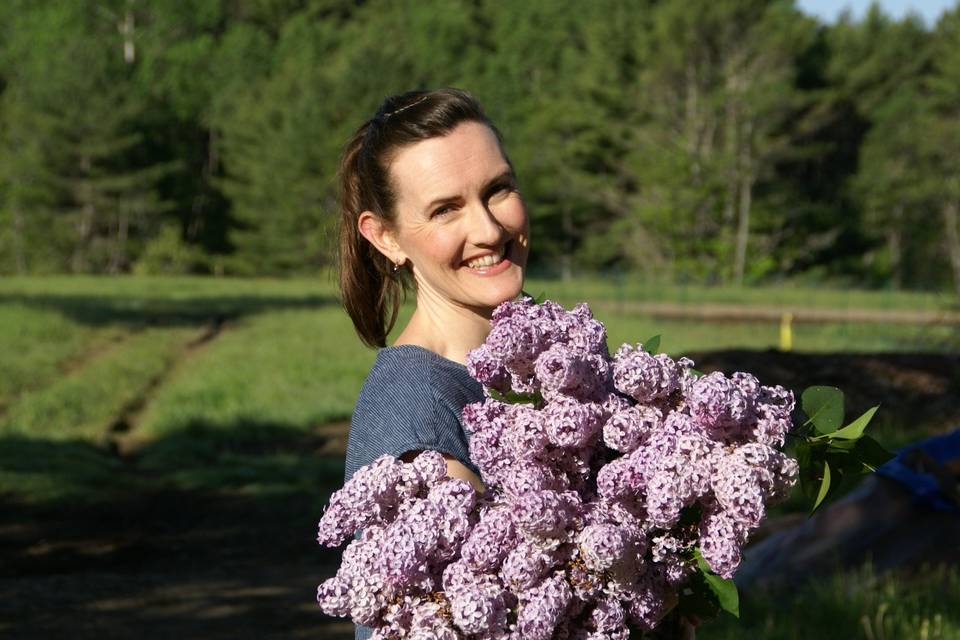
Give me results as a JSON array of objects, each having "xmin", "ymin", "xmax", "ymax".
[{"xmin": 392, "ymin": 300, "xmax": 493, "ymax": 366}]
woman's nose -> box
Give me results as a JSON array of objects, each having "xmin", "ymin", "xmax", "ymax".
[{"xmin": 467, "ymin": 201, "xmax": 507, "ymax": 246}]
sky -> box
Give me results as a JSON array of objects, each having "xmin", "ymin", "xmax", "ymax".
[{"xmin": 796, "ymin": 0, "xmax": 956, "ymax": 25}]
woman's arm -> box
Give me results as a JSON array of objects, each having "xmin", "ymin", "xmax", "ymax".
[{"xmin": 401, "ymin": 450, "xmax": 485, "ymax": 493}]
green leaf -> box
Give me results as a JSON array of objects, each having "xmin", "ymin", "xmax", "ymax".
[
  {"xmin": 689, "ymin": 368, "xmax": 704, "ymax": 378},
  {"xmin": 801, "ymin": 386, "xmax": 845, "ymax": 434},
  {"xmin": 488, "ymin": 388, "xmax": 541, "ymax": 405},
  {"xmin": 533, "ymin": 291, "xmax": 547, "ymax": 304},
  {"xmin": 694, "ymin": 549, "xmax": 740, "ymax": 618},
  {"xmin": 851, "ymin": 434, "xmax": 894, "ymax": 472},
  {"xmin": 812, "ymin": 461, "xmax": 832, "ymax": 513},
  {"xmin": 643, "ymin": 335, "xmax": 661, "ymax": 354},
  {"xmin": 678, "ymin": 571, "xmax": 721, "ymax": 621},
  {"xmin": 827, "ymin": 405, "xmax": 879, "ymax": 440}
]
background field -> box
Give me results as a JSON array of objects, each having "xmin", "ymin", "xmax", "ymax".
[{"xmin": 1, "ymin": 276, "xmax": 958, "ymax": 638}]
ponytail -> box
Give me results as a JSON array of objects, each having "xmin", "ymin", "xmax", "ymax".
[{"xmin": 337, "ymin": 126, "xmax": 408, "ymax": 348}]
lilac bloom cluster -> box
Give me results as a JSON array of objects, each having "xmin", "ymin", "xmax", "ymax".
[{"xmin": 316, "ymin": 298, "xmax": 799, "ymax": 638}]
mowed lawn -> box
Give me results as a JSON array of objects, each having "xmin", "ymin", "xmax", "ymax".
[{"xmin": 1, "ymin": 274, "xmax": 956, "ymax": 505}]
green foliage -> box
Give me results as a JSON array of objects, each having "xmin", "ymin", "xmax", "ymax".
[
  {"xmin": 133, "ymin": 225, "xmax": 210, "ymax": 275},
  {"xmin": 0, "ymin": 1, "xmax": 956, "ymax": 289},
  {"xmin": 795, "ymin": 387, "xmax": 890, "ymax": 514}
]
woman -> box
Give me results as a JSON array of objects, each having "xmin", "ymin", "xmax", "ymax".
[{"xmin": 337, "ymin": 88, "xmax": 528, "ymax": 638}]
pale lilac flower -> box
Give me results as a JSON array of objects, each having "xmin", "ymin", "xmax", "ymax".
[{"xmin": 516, "ymin": 571, "xmax": 573, "ymax": 640}]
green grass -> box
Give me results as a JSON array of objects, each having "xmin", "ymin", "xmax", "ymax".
[
  {"xmin": 601, "ymin": 313, "xmax": 956, "ymax": 355},
  {"xmin": 700, "ymin": 564, "xmax": 960, "ymax": 640},
  {"xmin": 0, "ymin": 275, "xmax": 954, "ymax": 506},
  {"xmin": 526, "ymin": 276, "xmax": 957, "ymax": 312},
  {"xmin": 0, "ymin": 302, "xmax": 126, "ymax": 407},
  {"xmin": 0, "ymin": 326, "xmax": 198, "ymax": 441}
]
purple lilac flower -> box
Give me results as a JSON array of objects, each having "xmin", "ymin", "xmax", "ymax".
[
  {"xmin": 623, "ymin": 567, "xmax": 672, "ymax": 630},
  {"xmin": 316, "ymin": 577, "xmax": 351, "ymax": 617},
  {"xmin": 486, "ymin": 314, "xmax": 549, "ymax": 376},
  {"xmin": 502, "ymin": 459, "xmax": 565, "ymax": 497},
  {"xmin": 466, "ymin": 343, "xmax": 512, "ymax": 393},
  {"xmin": 650, "ymin": 534, "xmax": 692, "ymax": 586},
  {"xmin": 591, "ymin": 597, "xmax": 630, "ymax": 639},
  {"xmin": 316, "ymin": 454, "xmax": 405, "ymax": 546},
  {"xmin": 460, "ymin": 398, "xmax": 509, "ymax": 436},
  {"xmin": 687, "ymin": 371, "xmax": 756, "ymax": 439},
  {"xmin": 500, "ymin": 539, "xmax": 563, "ymax": 591},
  {"xmin": 644, "ymin": 471, "xmax": 684, "ymax": 529},
  {"xmin": 510, "ymin": 489, "xmax": 580, "ymax": 538},
  {"xmin": 460, "ymin": 507, "xmax": 516, "ymax": 572},
  {"xmin": 516, "ymin": 570, "xmax": 573, "ymax": 640},
  {"xmin": 535, "ymin": 343, "xmax": 609, "ymax": 401},
  {"xmin": 501, "ymin": 404, "xmax": 550, "ymax": 458},
  {"xmin": 577, "ymin": 523, "xmax": 631, "ymax": 572},
  {"xmin": 447, "ymin": 572, "xmax": 510, "ymax": 636},
  {"xmin": 603, "ymin": 405, "xmax": 661, "ymax": 453},
  {"xmin": 612, "ymin": 345, "xmax": 682, "ymax": 403},
  {"xmin": 752, "ymin": 384, "xmax": 795, "ymax": 446},
  {"xmin": 544, "ymin": 396, "xmax": 604, "ymax": 448},
  {"xmin": 699, "ymin": 505, "xmax": 749, "ymax": 578},
  {"xmin": 596, "ymin": 455, "xmax": 644, "ymax": 499}
]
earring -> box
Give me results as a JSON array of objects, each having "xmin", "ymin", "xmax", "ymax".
[{"xmin": 392, "ymin": 260, "xmax": 401, "ymax": 273}]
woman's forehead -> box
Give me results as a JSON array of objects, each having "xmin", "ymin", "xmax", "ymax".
[{"xmin": 389, "ymin": 122, "xmax": 509, "ymax": 207}]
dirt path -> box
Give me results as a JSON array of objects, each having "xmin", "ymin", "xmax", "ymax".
[{"xmin": 1, "ymin": 350, "xmax": 957, "ymax": 639}]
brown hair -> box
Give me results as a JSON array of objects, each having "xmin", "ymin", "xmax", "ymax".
[{"xmin": 337, "ymin": 88, "xmax": 503, "ymax": 348}]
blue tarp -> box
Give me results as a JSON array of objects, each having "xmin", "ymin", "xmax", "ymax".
[{"xmin": 876, "ymin": 428, "xmax": 960, "ymax": 513}]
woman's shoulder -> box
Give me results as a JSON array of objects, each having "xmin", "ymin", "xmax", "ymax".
[
  {"xmin": 358, "ymin": 344, "xmax": 479, "ymax": 405},
  {"xmin": 345, "ymin": 345, "xmax": 483, "ymax": 481}
]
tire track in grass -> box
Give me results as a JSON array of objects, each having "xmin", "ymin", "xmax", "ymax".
[
  {"xmin": 0, "ymin": 326, "xmax": 204, "ymax": 443},
  {"xmin": 0, "ymin": 331, "xmax": 138, "ymax": 421},
  {"xmin": 108, "ymin": 316, "xmax": 229, "ymax": 460}
]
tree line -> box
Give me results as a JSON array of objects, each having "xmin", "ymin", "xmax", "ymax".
[{"xmin": 1, "ymin": 0, "xmax": 958, "ymax": 292}]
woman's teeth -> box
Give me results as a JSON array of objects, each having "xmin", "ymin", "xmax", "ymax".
[{"xmin": 466, "ymin": 246, "xmax": 506, "ymax": 268}]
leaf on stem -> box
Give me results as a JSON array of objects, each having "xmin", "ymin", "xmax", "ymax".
[
  {"xmin": 643, "ymin": 335, "xmax": 661, "ymax": 354},
  {"xmin": 826, "ymin": 405, "xmax": 879, "ymax": 440},
  {"xmin": 801, "ymin": 386, "xmax": 845, "ymax": 434},
  {"xmin": 812, "ymin": 461, "xmax": 832, "ymax": 513}
]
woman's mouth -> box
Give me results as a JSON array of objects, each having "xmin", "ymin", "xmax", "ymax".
[{"xmin": 464, "ymin": 241, "xmax": 514, "ymax": 275}]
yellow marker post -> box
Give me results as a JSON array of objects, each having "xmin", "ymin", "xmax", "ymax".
[{"xmin": 779, "ymin": 312, "xmax": 793, "ymax": 352}]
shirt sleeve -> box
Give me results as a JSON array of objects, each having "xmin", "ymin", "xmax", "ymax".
[{"xmin": 344, "ymin": 357, "xmax": 476, "ymax": 480}]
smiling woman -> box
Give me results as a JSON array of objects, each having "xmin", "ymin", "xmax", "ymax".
[{"xmin": 333, "ymin": 89, "xmax": 529, "ymax": 640}]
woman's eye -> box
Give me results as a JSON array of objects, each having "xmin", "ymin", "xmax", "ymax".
[
  {"xmin": 432, "ymin": 204, "xmax": 455, "ymax": 218},
  {"xmin": 488, "ymin": 182, "xmax": 514, "ymax": 199}
]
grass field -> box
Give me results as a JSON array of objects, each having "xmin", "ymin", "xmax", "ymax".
[
  {"xmin": 1, "ymin": 275, "xmax": 957, "ymax": 639},
  {"xmin": 1, "ymin": 274, "xmax": 956, "ymax": 502}
]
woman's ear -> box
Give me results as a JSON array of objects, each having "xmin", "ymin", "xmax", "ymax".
[{"xmin": 358, "ymin": 211, "xmax": 405, "ymax": 265}]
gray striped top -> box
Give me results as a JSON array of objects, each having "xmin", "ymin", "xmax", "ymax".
[{"xmin": 344, "ymin": 344, "xmax": 485, "ymax": 640}]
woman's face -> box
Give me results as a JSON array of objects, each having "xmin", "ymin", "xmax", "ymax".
[{"xmin": 386, "ymin": 121, "xmax": 529, "ymax": 316}]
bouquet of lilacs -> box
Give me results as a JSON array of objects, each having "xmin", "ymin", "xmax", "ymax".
[{"xmin": 316, "ymin": 298, "xmax": 885, "ymax": 639}]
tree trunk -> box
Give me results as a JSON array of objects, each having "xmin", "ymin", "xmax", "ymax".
[
  {"xmin": 110, "ymin": 208, "xmax": 129, "ymax": 273},
  {"xmin": 120, "ymin": 1, "xmax": 135, "ymax": 64},
  {"xmin": 733, "ymin": 120, "xmax": 754, "ymax": 286},
  {"xmin": 733, "ymin": 172, "xmax": 753, "ymax": 285},
  {"xmin": 71, "ymin": 155, "xmax": 95, "ymax": 273},
  {"xmin": 943, "ymin": 200, "xmax": 960, "ymax": 296},
  {"xmin": 887, "ymin": 204, "xmax": 903, "ymax": 289},
  {"xmin": 11, "ymin": 203, "xmax": 27, "ymax": 274}
]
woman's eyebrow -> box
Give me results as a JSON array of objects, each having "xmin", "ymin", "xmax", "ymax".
[{"xmin": 421, "ymin": 169, "xmax": 515, "ymax": 211}]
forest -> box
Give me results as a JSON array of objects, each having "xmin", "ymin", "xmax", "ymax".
[{"xmin": 1, "ymin": 0, "xmax": 958, "ymax": 292}]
